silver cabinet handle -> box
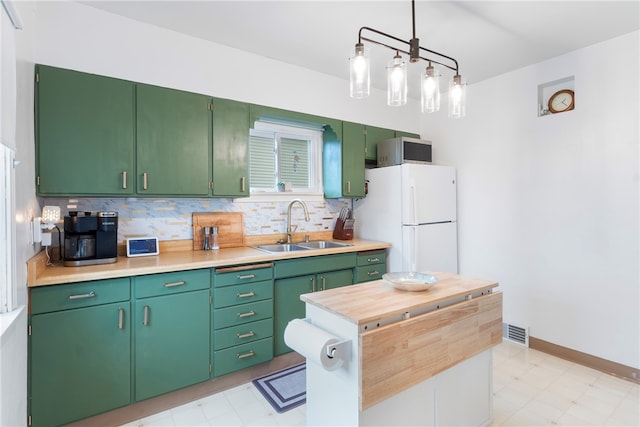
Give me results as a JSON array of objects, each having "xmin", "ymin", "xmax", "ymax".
[
  {"xmin": 346, "ymin": 181, "xmax": 351, "ymax": 194},
  {"xmin": 237, "ymin": 274, "xmax": 256, "ymax": 280},
  {"xmin": 237, "ymin": 291, "xmax": 255, "ymax": 298},
  {"xmin": 320, "ymin": 275, "xmax": 326, "ymax": 291},
  {"xmin": 163, "ymin": 280, "xmax": 186, "ymax": 288},
  {"xmin": 122, "ymin": 171, "xmax": 127, "ymax": 189},
  {"xmin": 143, "ymin": 172, "xmax": 148, "ymax": 190},
  {"xmin": 311, "ymin": 277, "xmax": 316, "ymax": 292},
  {"xmin": 367, "ymin": 258, "xmax": 380, "ymax": 263},
  {"xmin": 236, "ymin": 350, "xmax": 255, "ymax": 359},
  {"xmin": 68, "ymin": 291, "xmax": 96, "ymax": 300},
  {"xmin": 118, "ymin": 308, "xmax": 125, "ymax": 329},
  {"xmin": 143, "ymin": 305, "xmax": 150, "ymax": 326},
  {"xmin": 367, "ymin": 270, "xmax": 380, "ymax": 276},
  {"xmin": 237, "ymin": 310, "xmax": 255, "ymax": 318},
  {"xmin": 237, "ymin": 331, "xmax": 255, "ymax": 339},
  {"xmin": 241, "ymin": 176, "xmax": 246, "ymax": 192}
]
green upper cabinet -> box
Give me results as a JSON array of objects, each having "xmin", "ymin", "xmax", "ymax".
[
  {"xmin": 212, "ymin": 98, "xmax": 250, "ymax": 197},
  {"xmin": 35, "ymin": 65, "xmax": 135, "ymax": 196},
  {"xmin": 323, "ymin": 121, "xmax": 366, "ymax": 198},
  {"xmin": 136, "ymin": 84, "xmax": 212, "ymax": 196},
  {"xmin": 364, "ymin": 125, "xmax": 395, "ymax": 163}
]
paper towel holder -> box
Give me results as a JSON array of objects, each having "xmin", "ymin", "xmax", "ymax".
[{"xmin": 300, "ymin": 318, "xmax": 351, "ymax": 362}]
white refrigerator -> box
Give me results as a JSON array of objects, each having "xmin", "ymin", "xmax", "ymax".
[{"xmin": 354, "ymin": 163, "xmax": 458, "ymax": 274}]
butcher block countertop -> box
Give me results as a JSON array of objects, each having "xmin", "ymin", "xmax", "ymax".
[
  {"xmin": 301, "ymin": 271, "xmax": 499, "ymax": 326},
  {"xmin": 27, "ymin": 236, "xmax": 390, "ymax": 287}
]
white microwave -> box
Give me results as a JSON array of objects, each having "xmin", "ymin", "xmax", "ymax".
[{"xmin": 376, "ymin": 137, "xmax": 432, "ymax": 167}]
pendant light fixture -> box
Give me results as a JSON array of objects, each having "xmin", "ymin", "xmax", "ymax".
[{"xmin": 348, "ymin": 0, "xmax": 466, "ymax": 117}]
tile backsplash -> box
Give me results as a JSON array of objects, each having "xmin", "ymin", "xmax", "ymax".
[{"xmin": 42, "ymin": 197, "xmax": 351, "ymax": 242}]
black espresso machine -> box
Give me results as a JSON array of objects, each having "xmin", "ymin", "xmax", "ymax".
[{"xmin": 63, "ymin": 211, "xmax": 118, "ymax": 266}]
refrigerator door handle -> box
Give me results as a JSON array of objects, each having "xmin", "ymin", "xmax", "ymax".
[
  {"xmin": 409, "ymin": 227, "xmax": 417, "ymax": 272},
  {"xmin": 409, "ymin": 183, "xmax": 417, "ymax": 225}
]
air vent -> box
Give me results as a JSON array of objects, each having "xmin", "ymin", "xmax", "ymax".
[{"xmin": 503, "ymin": 323, "xmax": 529, "ymax": 346}]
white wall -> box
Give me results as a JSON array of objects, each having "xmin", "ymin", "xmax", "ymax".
[
  {"xmin": 422, "ymin": 31, "xmax": 639, "ymax": 369},
  {"xmin": 34, "ymin": 1, "xmax": 420, "ymax": 133}
]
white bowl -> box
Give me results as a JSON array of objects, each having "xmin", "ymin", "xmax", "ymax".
[{"xmin": 382, "ymin": 272, "xmax": 438, "ymax": 292}]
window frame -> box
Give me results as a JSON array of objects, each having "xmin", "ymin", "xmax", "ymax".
[{"xmin": 239, "ymin": 121, "xmax": 324, "ymax": 202}]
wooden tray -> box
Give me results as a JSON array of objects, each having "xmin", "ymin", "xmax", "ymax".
[{"xmin": 192, "ymin": 212, "xmax": 244, "ymax": 250}]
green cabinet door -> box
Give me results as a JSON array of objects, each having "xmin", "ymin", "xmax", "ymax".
[
  {"xmin": 134, "ymin": 289, "xmax": 210, "ymax": 401},
  {"xmin": 324, "ymin": 122, "xmax": 365, "ymax": 198},
  {"xmin": 365, "ymin": 125, "xmax": 395, "ymax": 162},
  {"xmin": 212, "ymin": 98, "xmax": 250, "ymax": 197},
  {"xmin": 29, "ymin": 302, "xmax": 131, "ymax": 426},
  {"xmin": 35, "ymin": 65, "xmax": 135, "ymax": 196},
  {"xmin": 274, "ymin": 274, "xmax": 314, "ymax": 356},
  {"xmin": 319, "ymin": 269, "xmax": 354, "ymax": 291},
  {"xmin": 136, "ymin": 84, "xmax": 211, "ymax": 196}
]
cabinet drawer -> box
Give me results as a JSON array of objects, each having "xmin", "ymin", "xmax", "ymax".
[
  {"xmin": 357, "ymin": 250, "xmax": 387, "ymax": 266},
  {"xmin": 274, "ymin": 253, "xmax": 356, "ymax": 278},
  {"xmin": 213, "ymin": 318, "xmax": 273, "ymax": 350},
  {"xmin": 214, "ymin": 299, "xmax": 273, "ymax": 329},
  {"xmin": 213, "ymin": 280, "xmax": 273, "ymax": 308},
  {"xmin": 355, "ymin": 264, "xmax": 386, "ymax": 283},
  {"xmin": 30, "ymin": 278, "xmax": 130, "ymax": 314},
  {"xmin": 213, "ymin": 337, "xmax": 273, "ymax": 377},
  {"xmin": 134, "ymin": 269, "xmax": 210, "ymax": 299},
  {"xmin": 214, "ymin": 264, "xmax": 273, "ymax": 287}
]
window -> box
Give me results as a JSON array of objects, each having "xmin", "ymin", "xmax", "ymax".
[{"xmin": 249, "ymin": 121, "xmax": 323, "ymax": 196}]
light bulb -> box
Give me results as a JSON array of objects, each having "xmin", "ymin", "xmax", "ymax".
[
  {"xmin": 349, "ymin": 43, "xmax": 370, "ymax": 99},
  {"xmin": 448, "ymin": 74, "xmax": 466, "ymax": 118},
  {"xmin": 387, "ymin": 53, "xmax": 407, "ymax": 107},
  {"xmin": 421, "ymin": 64, "xmax": 440, "ymax": 113}
]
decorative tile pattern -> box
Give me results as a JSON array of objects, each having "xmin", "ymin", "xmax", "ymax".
[{"xmin": 42, "ymin": 197, "xmax": 350, "ymax": 242}]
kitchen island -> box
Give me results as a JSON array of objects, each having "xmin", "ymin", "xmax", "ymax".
[{"xmin": 293, "ymin": 272, "xmax": 502, "ymax": 426}]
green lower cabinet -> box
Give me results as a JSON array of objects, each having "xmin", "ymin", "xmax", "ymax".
[
  {"xmin": 214, "ymin": 337, "xmax": 274, "ymax": 377},
  {"xmin": 134, "ymin": 289, "xmax": 210, "ymax": 401},
  {"xmin": 355, "ymin": 250, "xmax": 387, "ymax": 283},
  {"xmin": 29, "ymin": 302, "xmax": 131, "ymax": 426},
  {"xmin": 273, "ymin": 268, "xmax": 353, "ymax": 356}
]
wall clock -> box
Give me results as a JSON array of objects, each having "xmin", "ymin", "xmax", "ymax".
[{"xmin": 548, "ymin": 89, "xmax": 575, "ymax": 114}]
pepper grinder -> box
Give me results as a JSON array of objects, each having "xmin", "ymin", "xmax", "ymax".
[
  {"xmin": 202, "ymin": 226, "xmax": 212, "ymax": 250},
  {"xmin": 211, "ymin": 226, "xmax": 219, "ymax": 250}
]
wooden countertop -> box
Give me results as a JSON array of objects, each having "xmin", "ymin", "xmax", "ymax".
[
  {"xmin": 27, "ymin": 238, "xmax": 390, "ymax": 287},
  {"xmin": 300, "ymin": 271, "xmax": 499, "ymax": 326}
]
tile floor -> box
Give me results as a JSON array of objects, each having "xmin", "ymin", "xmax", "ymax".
[{"xmin": 121, "ymin": 341, "xmax": 639, "ymax": 427}]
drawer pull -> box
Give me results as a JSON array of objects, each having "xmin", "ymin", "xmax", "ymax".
[
  {"xmin": 143, "ymin": 305, "xmax": 150, "ymax": 326},
  {"xmin": 237, "ymin": 274, "xmax": 256, "ymax": 280},
  {"xmin": 237, "ymin": 331, "xmax": 255, "ymax": 339},
  {"xmin": 122, "ymin": 171, "xmax": 127, "ymax": 189},
  {"xmin": 241, "ymin": 176, "xmax": 246, "ymax": 192},
  {"xmin": 118, "ymin": 308, "xmax": 125, "ymax": 329},
  {"xmin": 163, "ymin": 280, "xmax": 186, "ymax": 288},
  {"xmin": 311, "ymin": 277, "xmax": 316, "ymax": 293},
  {"xmin": 320, "ymin": 275, "xmax": 326, "ymax": 291},
  {"xmin": 367, "ymin": 270, "xmax": 380, "ymax": 276},
  {"xmin": 68, "ymin": 291, "xmax": 96, "ymax": 300},
  {"xmin": 367, "ymin": 258, "xmax": 380, "ymax": 263},
  {"xmin": 237, "ymin": 310, "xmax": 256, "ymax": 318},
  {"xmin": 237, "ymin": 291, "xmax": 255, "ymax": 298},
  {"xmin": 143, "ymin": 172, "xmax": 148, "ymax": 190},
  {"xmin": 236, "ymin": 350, "xmax": 255, "ymax": 359}
]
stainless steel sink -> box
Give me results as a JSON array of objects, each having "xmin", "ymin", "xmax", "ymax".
[
  {"xmin": 297, "ymin": 240, "xmax": 353, "ymax": 249},
  {"xmin": 253, "ymin": 240, "xmax": 352, "ymax": 253},
  {"xmin": 254, "ymin": 243, "xmax": 310, "ymax": 253}
]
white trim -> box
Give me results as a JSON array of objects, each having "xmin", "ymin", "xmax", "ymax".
[{"xmin": 0, "ymin": 0, "xmax": 22, "ymax": 30}]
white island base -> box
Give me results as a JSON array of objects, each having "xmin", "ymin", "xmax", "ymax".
[{"xmin": 296, "ymin": 273, "xmax": 502, "ymax": 427}]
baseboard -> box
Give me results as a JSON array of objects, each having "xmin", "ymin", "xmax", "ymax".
[
  {"xmin": 66, "ymin": 352, "xmax": 304, "ymax": 427},
  {"xmin": 529, "ymin": 336, "xmax": 639, "ymax": 384}
]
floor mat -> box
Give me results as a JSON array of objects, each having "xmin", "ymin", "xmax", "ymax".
[{"xmin": 252, "ymin": 363, "xmax": 306, "ymax": 413}]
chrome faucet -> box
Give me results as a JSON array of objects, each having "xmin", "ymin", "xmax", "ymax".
[{"xmin": 286, "ymin": 199, "xmax": 310, "ymax": 243}]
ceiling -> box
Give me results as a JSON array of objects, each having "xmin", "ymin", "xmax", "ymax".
[{"xmin": 79, "ymin": 1, "xmax": 639, "ymax": 97}]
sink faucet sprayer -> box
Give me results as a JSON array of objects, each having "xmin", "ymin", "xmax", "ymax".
[{"xmin": 286, "ymin": 199, "xmax": 310, "ymax": 243}]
